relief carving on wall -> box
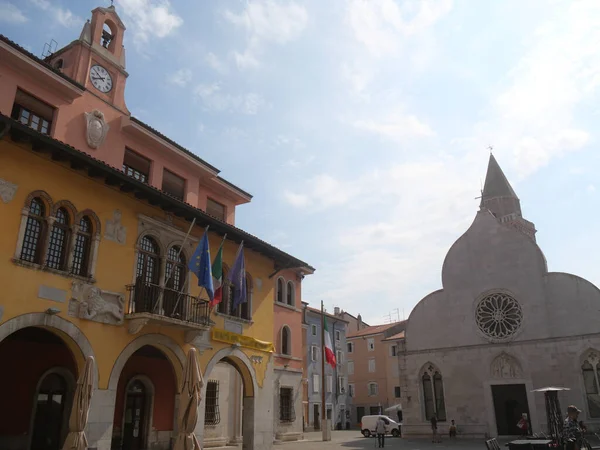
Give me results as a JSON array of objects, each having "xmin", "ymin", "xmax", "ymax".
[
  {"xmin": 70, "ymin": 281, "xmax": 125, "ymax": 325},
  {"xmin": 105, "ymin": 210, "xmax": 126, "ymax": 244},
  {"xmin": 84, "ymin": 109, "xmax": 109, "ymax": 149},
  {"xmin": 491, "ymin": 352, "xmax": 522, "ymax": 379},
  {"xmin": 0, "ymin": 178, "xmax": 18, "ymax": 203}
]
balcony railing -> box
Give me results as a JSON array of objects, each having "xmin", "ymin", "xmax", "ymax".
[{"xmin": 126, "ymin": 282, "xmax": 211, "ymax": 327}]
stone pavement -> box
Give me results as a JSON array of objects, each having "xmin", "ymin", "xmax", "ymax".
[{"xmin": 273, "ymin": 430, "xmax": 497, "ymax": 449}]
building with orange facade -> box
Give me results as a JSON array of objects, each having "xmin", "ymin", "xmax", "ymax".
[
  {"xmin": 0, "ymin": 5, "xmax": 312, "ymax": 450},
  {"xmin": 346, "ymin": 322, "xmax": 405, "ymax": 428}
]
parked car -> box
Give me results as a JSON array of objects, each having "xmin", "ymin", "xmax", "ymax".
[{"xmin": 360, "ymin": 415, "xmax": 401, "ymax": 437}]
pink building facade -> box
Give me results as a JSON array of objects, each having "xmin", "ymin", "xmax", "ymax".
[{"xmin": 0, "ymin": 5, "xmax": 250, "ymax": 224}]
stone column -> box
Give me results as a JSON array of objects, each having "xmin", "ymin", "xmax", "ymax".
[
  {"xmin": 242, "ymin": 396, "xmax": 255, "ymax": 450},
  {"xmin": 66, "ymin": 223, "xmax": 80, "ymax": 273},
  {"xmin": 86, "ymin": 388, "xmax": 118, "ymax": 450}
]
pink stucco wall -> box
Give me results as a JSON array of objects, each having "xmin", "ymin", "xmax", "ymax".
[
  {"xmin": 273, "ymin": 268, "xmax": 303, "ymax": 371},
  {"xmin": 0, "ymin": 6, "xmax": 249, "ymax": 225}
]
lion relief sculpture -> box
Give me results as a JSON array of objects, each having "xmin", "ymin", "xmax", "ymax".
[{"xmin": 70, "ymin": 282, "xmax": 125, "ymax": 325}]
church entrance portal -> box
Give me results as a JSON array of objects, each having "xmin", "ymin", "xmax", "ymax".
[{"xmin": 491, "ymin": 384, "xmax": 530, "ymax": 435}]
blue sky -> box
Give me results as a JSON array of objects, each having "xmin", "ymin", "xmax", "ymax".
[{"xmin": 2, "ymin": 0, "xmax": 599, "ymax": 324}]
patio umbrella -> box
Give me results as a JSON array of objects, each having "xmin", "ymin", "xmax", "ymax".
[
  {"xmin": 531, "ymin": 386, "xmax": 570, "ymax": 445},
  {"xmin": 174, "ymin": 348, "xmax": 204, "ymax": 450},
  {"xmin": 62, "ymin": 356, "xmax": 95, "ymax": 450}
]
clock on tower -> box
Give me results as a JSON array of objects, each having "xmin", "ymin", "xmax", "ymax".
[{"xmin": 46, "ymin": 5, "xmax": 129, "ymax": 112}]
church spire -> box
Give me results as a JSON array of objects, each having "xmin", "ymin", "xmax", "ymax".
[
  {"xmin": 481, "ymin": 153, "xmax": 518, "ymax": 201},
  {"xmin": 479, "ymin": 153, "xmax": 537, "ymax": 240}
]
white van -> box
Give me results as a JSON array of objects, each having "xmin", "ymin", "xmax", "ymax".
[{"xmin": 360, "ymin": 415, "xmax": 401, "ymax": 437}]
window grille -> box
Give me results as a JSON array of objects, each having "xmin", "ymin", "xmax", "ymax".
[
  {"xmin": 72, "ymin": 217, "xmax": 92, "ymax": 276},
  {"xmin": 205, "ymin": 381, "xmax": 220, "ymax": 425},
  {"xmin": 279, "ymin": 387, "xmax": 295, "ymax": 422},
  {"xmin": 122, "ymin": 148, "xmax": 150, "ymax": 183},
  {"xmin": 21, "ymin": 198, "xmax": 45, "ymax": 263},
  {"xmin": 46, "ymin": 208, "xmax": 69, "ymax": 270},
  {"xmin": 136, "ymin": 236, "xmax": 160, "ymax": 284}
]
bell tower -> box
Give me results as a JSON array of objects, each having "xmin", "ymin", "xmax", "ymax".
[
  {"xmin": 479, "ymin": 153, "xmax": 537, "ymax": 241},
  {"xmin": 46, "ymin": 5, "xmax": 129, "ymax": 112}
]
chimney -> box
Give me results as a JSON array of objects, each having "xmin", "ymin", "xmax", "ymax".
[
  {"xmin": 357, "ymin": 314, "xmax": 362, "ymax": 331},
  {"xmin": 334, "ymin": 307, "xmax": 340, "ymax": 316}
]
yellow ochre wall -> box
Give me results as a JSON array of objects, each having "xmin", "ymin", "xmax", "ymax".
[{"xmin": 0, "ymin": 137, "xmax": 274, "ymax": 389}]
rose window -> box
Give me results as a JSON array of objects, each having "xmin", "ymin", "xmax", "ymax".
[{"xmin": 475, "ymin": 292, "xmax": 523, "ymax": 339}]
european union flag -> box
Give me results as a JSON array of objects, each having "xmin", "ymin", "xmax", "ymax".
[{"xmin": 188, "ymin": 232, "xmax": 214, "ymax": 301}]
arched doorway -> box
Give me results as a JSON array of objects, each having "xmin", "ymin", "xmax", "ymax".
[
  {"xmin": 202, "ymin": 350, "xmax": 257, "ymax": 450},
  {"xmin": 0, "ymin": 327, "xmax": 77, "ymax": 450},
  {"xmin": 112, "ymin": 345, "xmax": 177, "ymax": 450}
]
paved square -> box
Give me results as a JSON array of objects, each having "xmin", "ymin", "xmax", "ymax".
[{"xmin": 276, "ymin": 431, "xmax": 498, "ymax": 449}]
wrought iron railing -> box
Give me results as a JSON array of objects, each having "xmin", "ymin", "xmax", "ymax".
[{"xmin": 126, "ymin": 282, "xmax": 211, "ymax": 326}]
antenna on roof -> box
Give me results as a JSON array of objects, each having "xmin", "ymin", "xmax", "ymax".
[{"xmin": 41, "ymin": 39, "xmax": 58, "ymax": 59}]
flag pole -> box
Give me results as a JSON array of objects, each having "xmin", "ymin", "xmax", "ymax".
[
  {"xmin": 209, "ymin": 233, "xmax": 228, "ymax": 314},
  {"xmin": 170, "ymin": 222, "xmax": 208, "ymax": 315},
  {"xmin": 153, "ymin": 218, "xmax": 197, "ymax": 314},
  {"xmin": 321, "ymin": 299, "xmax": 327, "ymax": 441}
]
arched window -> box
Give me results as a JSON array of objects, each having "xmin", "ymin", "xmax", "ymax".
[
  {"xmin": 286, "ymin": 281, "xmax": 295, "ymax": 306},
  {"xmin": 72, "ymin": 216, "xmax": 92, "ymax": 277},
  {"xmin": 277, "ymin": 278, "xmax": 284, "ymax": 303},
  {"xmin": 421, "ymin": 365, "xmax": 446, "ymax": 421},
  {"xmin": 20, "ymin": 197, "xmax": 46, "ymax": 263},
  {"xmin": 582, "ymin": 355, "xmax": 600, "ymax": 418},
  {"xmin": 165, "ymin": 246, "xmax": 186, "ymax": 292},
  {"xmin": 282, "ymin": 326, "xmax": 291, "ymax": 355},
  {"xmin": 46, "ymin": 207, "xmax": 70, "ymax": 270},
  {"xmin": 136, "ymin": 236, "xmax": 160, "ymax": 285}
]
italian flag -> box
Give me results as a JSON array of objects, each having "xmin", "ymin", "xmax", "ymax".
[
  {"xmin": 324, "ymin": 318, "xmax": 336, "ymax": 368},
  {"xmin": 210, "ymin": 241, "xmax": 224, "ymax": 309}
]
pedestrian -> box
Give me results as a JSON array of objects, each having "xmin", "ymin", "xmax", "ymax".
[
  {"xmin": 397, "ymin": 409, "xmax": 403, "ymax": 437},
  {"xmin": 517, "ymin": 413, "xmax": 529, "ymax": 437},
  {"xmin": 376, "ymin": 416, "xmax": 386, "ymax": 448},
  {"xmin": 431, "ymin": 414, "xmax": 441, "ymax": 443},
  {"xmin": 562, "ymin": 405, "xmax": 584, "ymax": 450},
  {"xmin": 449, "ymin": 419, "xmax": 457, "ymax": 438}
]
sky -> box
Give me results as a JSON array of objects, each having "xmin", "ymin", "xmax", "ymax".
[{"xmin": 2, "ymin": 0, "xmax": 600, "ymax": 325}]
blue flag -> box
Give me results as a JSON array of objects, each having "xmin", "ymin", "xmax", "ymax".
[
  {"xmin": 188, "ymin": 232, "xmax": 214, "ymax": 301},
  {"xmin": 228, "ymin": 242, "xmax": 246, "ymax": 310}
]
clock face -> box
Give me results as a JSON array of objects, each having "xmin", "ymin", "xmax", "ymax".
[{"xmin": 89, "ymin": 65, "xmax": 113, "ymax": 93}]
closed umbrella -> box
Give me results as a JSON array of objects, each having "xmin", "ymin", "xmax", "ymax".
[
  {"xmin": 62, "ymin": 355, "xmax": 95, "ymax": 450},
  {"xmin": 174, "ymin": 348, "xmax": 204, "ymax": 450}
]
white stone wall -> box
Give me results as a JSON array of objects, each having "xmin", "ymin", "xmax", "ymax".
[
  {"xmin": 203, "ymin": 363, "xmax": 242, "ymax": 447},
  {"xmin": 273, "ymin": 368, "xmax": 303, "ymax": 441},
  {"xmin": 402, "ymin": 337, "xmax": 600, "ymax": 437}
]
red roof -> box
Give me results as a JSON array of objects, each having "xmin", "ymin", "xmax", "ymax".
[
  {"xmin": 383, "ymin": 331, "xmax": 405, "ymax": 341},
  {"xmin": 347, "ymin": 322, "xmax": 402, "ymax": 338},
  {"xmin": 305, "ymin": 306, "xmax": 349, "ymax": 323}
]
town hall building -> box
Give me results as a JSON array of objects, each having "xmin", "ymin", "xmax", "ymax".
[{"xmin": 400, "ymin": 154, "xmax": 600, "ymax": 438}]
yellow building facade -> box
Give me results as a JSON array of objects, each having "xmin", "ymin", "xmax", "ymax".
[{"xmin": 0, "ymin": 6, "xmax": 312, "ymax": 450}]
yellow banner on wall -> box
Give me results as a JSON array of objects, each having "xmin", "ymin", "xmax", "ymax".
[{"xmin": 211, "ymin": 328, "xmax": 275, "ymax": 353}]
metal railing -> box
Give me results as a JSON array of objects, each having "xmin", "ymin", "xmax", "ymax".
[{"xmin": 126, "ymin": 282, "xmax": 210, "ymax": 326}]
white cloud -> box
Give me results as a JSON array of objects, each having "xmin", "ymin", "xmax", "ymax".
[
  {"xmin": 353, "ymin": 113, "xmax": 434, "ymax": 141},
  {"xmin": 29, "ymin": 0, "xmax": 82, "ymax": 28},
  {"xmin": 205, "ymin": 52, "xmax": 228, "ymax": 74},
  {"xmin": 194, "ymin": 83, "xmax": 266, "ymax": 115},
  {"xmin": 167, "ymin": 68, "xmax": 192, "ymax": 87},
  {"xmin": 224, "ymin": 0, "xmax": 308, "ymax": 69},
  {"xmin": 346, "ymin": 0, "xmax": 453, "ymax": 57},
  {"xmin": 283, "ymin": 191, "xmax": 310, "ymax": 207},
  {"xmin": 476, "ymin": 0, "xmax": 600, "ymax": 177},
  {"xmin": 116, "ymin": 0, "xmax": 182, "ymax": 45},
  {"xmin": 0, "ymin": 2, "xmax": 28, "ymax": 23},
  {"xmin": 292, "ymin": 156, "xmax": 480, "ymax": 321}
]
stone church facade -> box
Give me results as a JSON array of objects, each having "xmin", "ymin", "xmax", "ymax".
[{"xmin": 401, "ymin": 154, "xmax": 600, "ymax": 438}]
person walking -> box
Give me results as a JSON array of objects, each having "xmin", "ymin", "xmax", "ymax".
[
  {"xmin": 562, "ymin": 405, "xmax": 584, "ymax": 450},
  {"xmin": 449, "ymin": 419, "xmax": 457, "ymax": 438},
  {"xmin": 431, "ymin": 414, "xmax": 441, "ymax": 443},
  {"xmin": 376, "ymin": 416, "xmax": 386, "ymax": 448}
]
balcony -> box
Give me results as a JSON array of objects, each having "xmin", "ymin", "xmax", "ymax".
[{"xmin": 125, "ymin": 282, "xmax": 212, "ymax": 342}]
